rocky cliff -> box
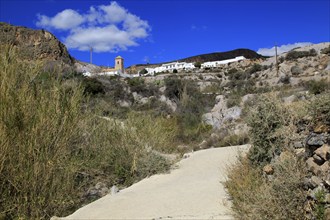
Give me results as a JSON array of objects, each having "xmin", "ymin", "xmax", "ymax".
[{"xmin": 0, "ymin": 22, "xmax": 74, "ymax": 66}]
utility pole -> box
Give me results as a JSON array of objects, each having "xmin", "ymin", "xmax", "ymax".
[
  {"xmin": 275, "ymin": 43, "xmax": 279, "ymax": 76},
  {"xmin": 90, "ymin": 46, "xmax": 93, "ymax": 64}
]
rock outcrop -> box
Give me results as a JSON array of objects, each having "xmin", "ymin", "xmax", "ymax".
[{"xmin": 0, "ymin": 22, "xmax": 74, "ymax": 67}]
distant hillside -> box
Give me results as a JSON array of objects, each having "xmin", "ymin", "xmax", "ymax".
[
  {"xmin": 177, "ymin": 49, "xmax": 264, "ymax": 63},
  {"xmin": 0, "ymin": 22, "xmax": 74, "ymax": 66}
]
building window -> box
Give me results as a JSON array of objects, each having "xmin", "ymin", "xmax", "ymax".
[{"xmin": 117, "ymin": 61, "xmax": 119, "ymax": 64}]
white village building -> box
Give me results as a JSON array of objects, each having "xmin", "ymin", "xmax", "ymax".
[
  {"xmin": 145, "ymin": 62, "xmax": 196, "ymax": 75},
  {"xmin": 201, "ymin": 56, "xmax": 246, "ymax": 68}
]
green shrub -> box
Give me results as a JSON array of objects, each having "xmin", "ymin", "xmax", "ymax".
[
  {"xmin": 320, "ymin": 46, "xmax": 330, "ymax": 55},
  {"xmin": 164, "ymin": 77, "xmax": 184, "ymax": 101},
  {"xmin": 126, "ymin": 77, "xmax": 158, "ymax": 97},
  {"xmin": 304, "ymin": 80, "xmax": 330, "ymax": 95},
  {"xmin": 246, "ymin": 93, "xmax": 289, "ymax": 164},
  {"xmin": 247, "ymin": 63, "xmax": 262, "ymax": 74},
  {"xmin": 291, "ymin": 65, "xmax": 303, "ymax": 76},
  {"xmin": 226, "ymin": 93, "xmax": 242, "ymax": 108},
  {"xmin": 0, "ymin": 45, "xmax": 176, "ymax": 219},
  {"xmin": 194, "ymin": 62, "xmax": 201, "ymax": 68},
  {"xmin": 310, "ymin": 91, "xmax": 330, "ymax": 125},
  {"xmin": 285, "ymin": 49, "xmax": 317, "ymax": 60},
  {"xmin": 225, "ymin": 153, "xmax": 307, "ymax": 219},
  {"xmin": 139, "ymin": 68, "xmax": 148, "ymax": 75},
  {"xmin": 0, "ymin": 45, "xmax": 86, "ymax": 218},
  {"xmin": 82, "ymin": 77, "xmax": 105, "ymax": 95}
]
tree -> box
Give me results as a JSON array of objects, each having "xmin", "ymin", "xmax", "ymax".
[{"xmin": 194, "ymin": 62, "xmax": 201, "ymax": 68}]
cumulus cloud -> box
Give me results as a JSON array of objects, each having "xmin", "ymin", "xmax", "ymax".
[
  {"xmin": 36, "ymin": 1, "xmax": 151, "ymax": 52},
  {"xmin": 257, "ymin": 42, "xmax": 313, "ymax": 56},
  {"xmin": 36, "ymin": 9, "xmax": 85, "ymax": 30}
]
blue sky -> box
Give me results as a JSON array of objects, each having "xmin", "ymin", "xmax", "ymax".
[{"xmin": 1, "ymin": 0, "xmax": 329, "ymax": 67}]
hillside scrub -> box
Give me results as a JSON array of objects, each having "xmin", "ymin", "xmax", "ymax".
[
  {"xmin": 226, "ymin": 90, "xmax": 330, "ymax": 219},
  {"xmin": 0, "ymin": 46, "xmax": 175, "ymax": 219},
  {"xmin": 285, "ymin": 49, "xmax": 317, "ymax": 61},
  {"xmin": 225, "ymin": 154, "xmax": 307, "ymax": 219},
  {"xmin": 246, "ymin": 93, "xmax": 290, "ymax": 165}
]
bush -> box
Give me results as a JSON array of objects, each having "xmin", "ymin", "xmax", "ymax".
[
  {"xmin": 0, "ymin": 45, "xmax": 176, "ymax": 219},
  {"xmin": 320, "ymin": 46, "xmax": 330, "ymax": 55},
  {"xmin": 194, "ymin": 62, "xmax": 201, "ymax": 68},
  {"xmin": 246, "ymin": 94, "xmax": 289, "ymax": 164},
  {"xmin": 164, "ymin": 77, "xmax": 184, "ymax": 101},
  {"xmin": 0, "ymin": 45, "xmax": 86, "ymax": 218},
  {"xmin": 247, "ymin": 63, "xmax": 262, "ymax": 74},
  {"xmin": 291, "ymin": 65, "xmax": 303, "ymax": 76},
  {"xmin": 225, "ymin": 154, "xmax": 307, "ymax": 219},
  {"xmin": 310, "ymin": 91, "xmax": 330, "ymax": 126},
  {"xmin": 82, "ymin": 77, "xmax": 105, "ymax": 95},
  {"xmin": 278, "ymin": 75, "xmax": 291, "ymax": 84},
  {"xmin": 303, "ymin": 80, "xmax": 330, "ymax": 95},
  {"xmin": 139, "ymin": 68, "xmax": 148, "ymax": 75},
  {"xmin": 285, "ymin": 49, "xmax": 317, "ymax": 60}
]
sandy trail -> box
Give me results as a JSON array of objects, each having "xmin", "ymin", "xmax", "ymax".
[{"xmin": 62, "ymin": 145, "xmax": 249, "ymax": 220}]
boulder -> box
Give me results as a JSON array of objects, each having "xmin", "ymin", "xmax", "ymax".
[
  {"xmin": 282, "ymin": 95, "xmax": 297, "ymax": 104},
  {"xmin": 294, "ymin": 148, "xmax": 305, "ymax": 158},
  {"xmin": 313, "ymin": 154, "xmax": 325, "ymax": 165},
  {"xmin": 306, "ymin": 157, "xmax": 322, "ymax": 176},
  {"xmin": 325, "ymin": 208, "xmax": 330, "ymax": 220},
  {"xmin": 111, "ymin": 185, "xmax": 119, "ymax": 195},
  {"xmin": 198, "ymin": 140, "xmax": 209, "ymax": 149},
  {"xmin": 263, "ymin": 164, "xmax": 274, "ymax": 175},
  {"xmin": 310, "ymin": 176, "xmax": 323, "ymax": 189},
  {"xmin": 314, "ymin": 144, "xmax": 330, "ymax": 161},
  {"xmin": 279, "ymin": 151, "xmax": 292, "ymax": 162},
  {"xmin": 159, "ymin": 95, "xmax": 177, "ymax": 112},
  {"xmin": 306, "ymin": 133, "xmax": 329, "ymax": 147},
  {"xmin": 314, "ymin": 123, "xmax": 330, "ymax": 133}
]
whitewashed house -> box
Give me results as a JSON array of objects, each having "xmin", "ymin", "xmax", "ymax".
[
  {"xmin": 145, "ymin": 61, "xmax": 196, "ymax": 75},
  {"xmin": 201, "ymin": 56, "xmax": 246, "ymax": 68}
]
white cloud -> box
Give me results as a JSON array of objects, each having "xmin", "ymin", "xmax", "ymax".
[
  {"xmin": 36, "ymin": 9, "xmax": 84, "ymax": 30},
  {"xmin": 257, "ymin": 42, "xmax": 313, "ymax": 56},
  {"xmin": 36, "ymin": 1, "xmax": 151, "ymax": 53}
]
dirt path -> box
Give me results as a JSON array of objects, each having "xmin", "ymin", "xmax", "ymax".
[{"xmin": 61, "ymin": 145, "xmax": 249, "ymax": 220}]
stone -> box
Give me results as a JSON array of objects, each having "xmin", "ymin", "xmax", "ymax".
[
  {"xmin": 99, "ymin": 187, "xmax": 109, "ymax": 197},
  {"xmin": 95, "ymin": 182, "xmax": 107, "ymax": 190},
  {"xmin": 199, "ymin": 140, "xmax": 209, "ymax": 149},
  {"xmin": 177, "ymin": 145, "xmax": 189, "ymax": 151},
  {"xmin": 293, "ymin": 141, "xmax": 304, "ymax": 149},
  {"xmin": 325, "ymin": 174, "xmax": 330, "ymax": 187},
  {"xmin": 314, "ymin": 123, "xmax": 330, "ymax": 133},
  {"xmin": 306, "ymin": 133, "xmax": 328, "ymax": 147},
  {"xmin": 279, "ymin": 151, "xmax": 292, "ymax": 162},
  {"xmin": 325, "ymin": 194, "xmax": 330, "ymax": 204},
  {"xmin": 111, "ymin": 185, "xmax": 119, "ymax": 195},
  {"xmin": 310, "ymin": 176, "xmax": 323, "ymax": 188},
  {"xmin": 241, "ymin": 94, "xmax": 256, "ymax": 105},
  {"xmin": 263, "ymin": 164, "xmax": 274, "ymax": 175},
  {"xmin": 320, "ymin": 161, "xmax": 330, "ymax": 174},
  {"xmin": 282, "ymin": 95, "xmax": 297, "ymax": 104},
  {"xmin": 313, "ymin": 154, "xmax": 325, "ymax": 165},
  {"xmin": 118, "ymin": 100, "xmax": 131, "ymax": 107},
  {"xmin": 325, "ymin": 208, "xmax": 330, "ymax": 220},
  {"xmin": 314, "ymin": 144, "xmax": 330, "ymax": 161},
  {"xmin": 306, "ymin": 157, "xmax": 322, "ymax": 175},
  {"xmin": 294, "ymin": 148, "xmax": 305, "ymax": 158}
]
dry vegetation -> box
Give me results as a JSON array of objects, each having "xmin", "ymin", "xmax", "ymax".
[
  {"xmin": 225, "ymin": 90, "xmax": 330, "ymax": 219},
  {"xmin": 0, "ymin": 46, "xmax": 177, "ymax": 219}
]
